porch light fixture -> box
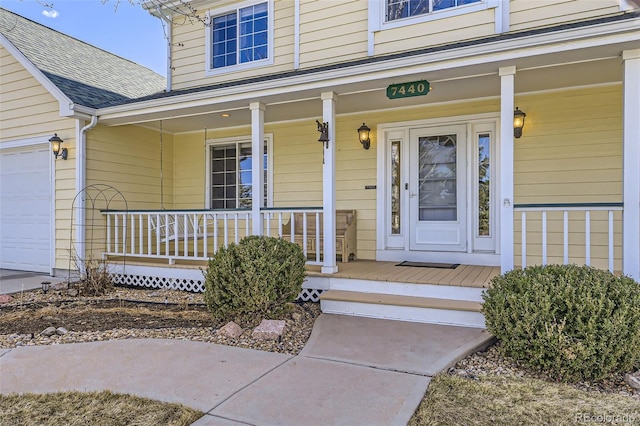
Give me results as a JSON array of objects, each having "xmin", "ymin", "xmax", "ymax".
[
  {"xmin": 357, "ymin": 123, "xmax": 371, "ymax": 150},
  {"xmin": 316, "ymin": 119, "xmax": 329, "ymax": 148},
  {"xmin": 513, "ymin": 107, "xmax": 526, "ymax": 139},
  {"xmin": 41, "ymin": 281, "xmax": 51, "ymax": 294},
  {"xmin": 49, "ymin": 133, "xmax": 67, "ymax": 160}
]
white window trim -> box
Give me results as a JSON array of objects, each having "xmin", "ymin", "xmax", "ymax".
[
  {"xmin": 204, "ymin": 134, "xmax": 274, "ymax": 209},
  {"xmin": 377, "ymin": 0, "xmax": 499, "ymax": 31},
  {"xmin": 205, "ymin": 0, "xmax": 274, "ymax": 77}
]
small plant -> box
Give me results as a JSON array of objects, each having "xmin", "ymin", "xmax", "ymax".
[
  {"xmin": 482, "ymin": 264, "xmax": 640, "ymax": 382},
  {"xmin": 204, "ymin": 236, "xmax": 306, "ymax": 320},
  {"xmin": 69, "ymin": 250, "xmax": 113, "ymax": 296}
]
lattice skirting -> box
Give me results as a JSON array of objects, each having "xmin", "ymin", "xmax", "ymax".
[{"xmin": 111, "ymin": 273, "xmax": 324, "ymax": 302}]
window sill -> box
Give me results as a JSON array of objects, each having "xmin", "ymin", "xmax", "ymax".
[{"xmin": 205, "ymin": 58, "xmax": 274, "ymax": 77}]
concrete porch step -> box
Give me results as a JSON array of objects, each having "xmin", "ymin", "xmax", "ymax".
[{"xmin": 320, "ymin": 290, "xmax": 486, "ymax": 328}]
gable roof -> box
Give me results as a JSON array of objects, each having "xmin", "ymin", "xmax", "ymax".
[{"xmin": 0, "ymin": 7, "xmax": 166, "ymax": 109}]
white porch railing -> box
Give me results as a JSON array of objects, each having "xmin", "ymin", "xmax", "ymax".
[
  {"xmin": 261, "ymin": 207, "xmax": 324, "ymax": 266},
  {"xmin": 514, "ymin": 203, "xmax": 623, "ymax": 272},
  {"xmin": 102, "ymin": 207, "xmax": 324, "ymax": 265}
]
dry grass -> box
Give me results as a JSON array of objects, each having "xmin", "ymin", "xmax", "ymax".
[
  {"xmin": 0, "ymin": 390, "xmax": 202, "ymax": 426},
  {"xmin": 410, "ymin": 374, "xmax": 640, "ymax": 425}
]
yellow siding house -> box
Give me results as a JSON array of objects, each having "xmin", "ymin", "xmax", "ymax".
[{"xmin": 1, "ymin": 1, "xmax": 639, "ymax": 327}]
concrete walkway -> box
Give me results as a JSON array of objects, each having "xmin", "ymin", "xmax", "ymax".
[
  {"xmin": 0, "ymin": 314, "xmax": 494, "ymax": 426},
  {"xmin": 0, "ymin": 269, "xmax": 65, "ymax": 295}
]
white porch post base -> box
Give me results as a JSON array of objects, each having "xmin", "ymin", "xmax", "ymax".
[
  {"xmin": 321, "ymin": 92, "xmax": 338, "ymax": 274},
  {"xmin": 250, "ymin": 102, "xmax": 265, "ymax": 235},
  {"xmin": 622, "ymin": 49, "xmax": 640, "ymax": 281},
  {"xmin": 499, "ymin": 66, "xmax": 516, "ymax": 273}
]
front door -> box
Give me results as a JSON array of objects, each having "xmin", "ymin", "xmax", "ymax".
[{"xmin": 409, "ymin": 125, "xmax": 467, "ymax": 252}]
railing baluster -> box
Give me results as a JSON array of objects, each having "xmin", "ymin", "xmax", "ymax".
[
  {"xmin": 542, "ymin": 211, "xmax": 547, "ymax": 265},
  {"xmin": 316, "ymin": 212, "xmax": 321, "ymax": 263},
  {"xmin": 106, "ymin": 214, "xmax": 112, "ymax": 254},
  {"xmin": 122, "ymin": 214, "xmax": 127, "ymax": 255},
  {"xmin": 203, "ymin": 214, "xmax": 209, "ymax": 257},
  {"xmin": 290, "ymin": 213, "xmax": 295, "ymax": 243},
  {"xmin": 193, "ymin": 214, "xmax": 198, "ymax": 258},
  {"xmin": 235, "ymin": 213, "xmax": 239, "ymax": 244},
  {"xmin": 115, "ymin": 214, "xmax": 120, "ymax": 254},
  {"xmin": 224, "ymin": 214, "xmax": 229, "ymax": 247},
  {"xmin": 278, "ymin": 212, "xmax": 283, "ymax": 236},
  {"xmin": 585, "ymin": 211, "xmax": 591, "ymax": 266},
  {"xmin": 608, "ymin": 210, "xmax": 614, "ymax": 273},
  {"xmin": 130, "ymin": 214, "xmax": 135, "ymax": 255},
  {"xmin": 139, "ymin": 214, "xmax": 143, "ymax": 254},
  {"xmin": 245, "ymin": 212, "xmax": 250, "ymax": 238},
  {"xmin": 181, "ymin": 214, "xmax": 187, "ymax": 256},
  {"xmin": 302, "ymin": 212, "xmax": 308, "ymax": 257},
  {"xmin": 521, "ymin": 211, "xmax": 526, "ymax": 269},
  {"xmin": 213, "ymin": 214, "xmax": 218, "ymax": 253},
  {"xmin": 155, "ymin": 214, "xmax": 164, "ymax": 256},
  {"xmin": 563, "ymin": 211, "xmax": 569, "ymax": 265}
]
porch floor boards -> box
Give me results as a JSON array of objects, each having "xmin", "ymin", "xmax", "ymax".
[
  {"xmin": 307, "ymin": 260, "xmax": 500, "ymax": 288},
  {"xmin": 112, "ymin": 257, "xmax": 500, "ymax": 289}
]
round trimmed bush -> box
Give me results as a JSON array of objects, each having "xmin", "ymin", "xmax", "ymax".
[
  {"xmin": 204, "ymin": 235, "xmax": 306, "ymax": 320},
  {"xmin": 482, "ymin": 264, "xmax": 640, "ymax": 382}
]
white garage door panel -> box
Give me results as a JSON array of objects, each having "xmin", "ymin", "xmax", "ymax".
[{"xmin": 0, "ymin": 147, "xmax": 51, "ymax": 273}]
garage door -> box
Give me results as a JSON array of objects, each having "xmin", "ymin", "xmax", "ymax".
[{"xmin": 0, "ymin": 145, "xmax": 51, "ymax": 273}]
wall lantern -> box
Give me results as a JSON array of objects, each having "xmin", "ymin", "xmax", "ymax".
[
  {"xmin": 49, "ymin": 133, "xmax": 67, "ymax": 160},
  {"xmin": 357, "ymin": 123, "xmax": 371, "ymax": 150},
  {"xmin": 513, "ymin": 107, "xmax": 526, "ymax": 139},
  {"xmin": 316, "ymin": 119, "xmax": 329, "ymax": 148}
]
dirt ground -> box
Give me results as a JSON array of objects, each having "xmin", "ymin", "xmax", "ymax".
[{"xmin": 0, "ymin": 299, "xmax": 216, "ymax": 336}]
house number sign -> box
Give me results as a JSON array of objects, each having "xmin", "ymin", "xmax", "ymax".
[{"xmin": 386, "ymin": 80, "xmax": 431, "ymax": 99}]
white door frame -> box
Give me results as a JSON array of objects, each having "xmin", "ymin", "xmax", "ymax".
[{"xmin": 376, "ymin": 113, "xmax": 501, "ymax": 266}]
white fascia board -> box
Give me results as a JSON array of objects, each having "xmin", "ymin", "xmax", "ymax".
[
  {"xmin": 97, "ymin": 17, "xmax": 640, "ymax": 121},
  {"xmin": 0, "ymin": 33, "xmax": 76, "ymax": 117}
]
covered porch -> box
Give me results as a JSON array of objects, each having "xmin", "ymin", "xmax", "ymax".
[{"xmin": 75, "ymin": 23, "xmax": 640, "ymax": 327}]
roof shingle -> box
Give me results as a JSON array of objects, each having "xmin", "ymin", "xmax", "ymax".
[{"xmin": 0, "ymin": 7, "xmax": 166, "ymax": 109}]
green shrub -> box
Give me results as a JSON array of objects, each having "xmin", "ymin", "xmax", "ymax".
[
  {"xmin": 203, "ymin": 235, "xmax": 306, "ymax": 320},
  {"xmin": 482, "ymin": 264, "xmax": 640, "ymax": 382}
]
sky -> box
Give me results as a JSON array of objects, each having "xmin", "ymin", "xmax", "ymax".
[{"xmin": 1, "ymin": 0, "xmax": 167, "ymax": 76}]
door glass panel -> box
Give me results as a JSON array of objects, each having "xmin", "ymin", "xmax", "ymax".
[
  {"xmin": 418, "ymin": 135, "xmax": 457, "ymax": 221},
  {"xmin": 477, "ymin": 133, "xmax": 491, "ymax": 236},
  {"xmin": 391, "ymin": 140, "xmax": 401, "ymax": 234}
]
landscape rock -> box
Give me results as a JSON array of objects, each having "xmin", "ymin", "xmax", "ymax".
[
  {"xmin": 41, "ymin": 327, "xmax": 57, "ymax": 337},
  {"xmin": 52, "ymin": 282, "xmax": 68, "ymax": 291},
  {"xmin": 252, "ymin": 319, "xmax": 286, "ymax": 341},
  {"xmin": 625, "ymin": 371, "xmax": 640, "ymax": 391},
  {"xmin": 0, "ymin": 295, "xmax": 14, "ymax": 304},
  {"xmin": 67, "ymin": 288, "xmax": 79, "ymax": 297},
  {"xmin": 56, "ymin": 327, "xmax": 68, "ymax": 336},
  {"xmin": 291, "ymin": 312, "xmax": 302, "ymax": 322},
  {"xmin": 217, "ymin": 321, "xmax": 243, "ymax": 339}
]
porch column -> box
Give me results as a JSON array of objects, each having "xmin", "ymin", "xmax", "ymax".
[
  {"xmin": 622, "ymin": 49, "xmax": 640, "ymax": 281},
  {"xmin": 250, "ymin": 102, "xmax": 265, "ymax": 235},
  {"xmin": 321, "ymin": 92, "xmax": 338, "ymax": 274},
  {"xmin": 499, "ymin": 66, "xmax": 516, "ymax": 273}
]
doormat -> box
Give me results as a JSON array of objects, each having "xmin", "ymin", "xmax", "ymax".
[{"xmin": 395, "ymin": 261, "xmax": 459, "ymax": 269}]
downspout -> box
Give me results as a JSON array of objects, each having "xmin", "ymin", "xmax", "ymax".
[
  {"xmin": 156, "ymin": 7, "xmax": 172, "ymax": 92},
  {"xmin": 75, "ymin": 115, "xmax": 98, "ymax": 273}
]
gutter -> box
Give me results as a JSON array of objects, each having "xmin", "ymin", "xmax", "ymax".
[{"xmin": 75, "ymin": 115, "xmax": 98, "ymax": 272}]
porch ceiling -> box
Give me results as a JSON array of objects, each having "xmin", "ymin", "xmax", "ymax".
[{"xmin": 99, "ymin": 41, "xmax": 633, "ymax": 134}]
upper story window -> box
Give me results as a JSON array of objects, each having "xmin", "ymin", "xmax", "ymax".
[
  {"xmin": 386, "ymin": 0, "xmax": 483, "ymax": 21},
  {"xmin": 206, "ymin": 1, "xmax": 274, "ymax": 76}
]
